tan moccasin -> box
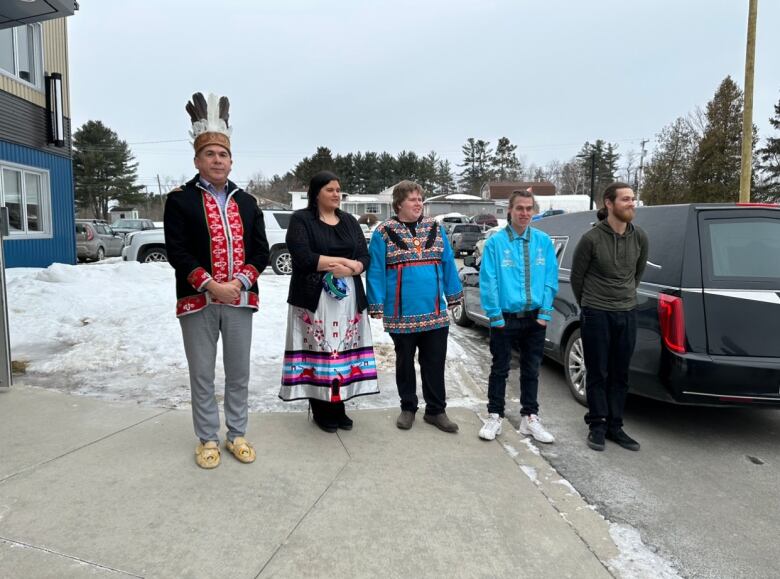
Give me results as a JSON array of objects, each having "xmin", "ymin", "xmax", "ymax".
[
  {"xmin": 195, "ymin": 441, "xmax": 221, "ymax": 469},
  {"xmin": 226, "ymin": 436, "xmax": 256, "ymax": 464}
]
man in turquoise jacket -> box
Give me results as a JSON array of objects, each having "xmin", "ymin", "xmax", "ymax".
[{"xmin": 478, "ymin": 190, "xmax": 559, "ymax": 443}]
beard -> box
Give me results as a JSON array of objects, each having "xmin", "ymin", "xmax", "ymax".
[{"xmin": 613, "ymin": 206, "xmax": 635, "ymax": 223}]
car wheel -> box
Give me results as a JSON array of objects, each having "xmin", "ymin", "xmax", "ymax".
[
  {"xmin": 96, "ymin": 246, "xmax": 105, "ymax": 261},
  {"xmin": 450, "ymin": 302, "xmax": 473, "ymax": 327},
  {"xmin": 564, "ymin": 328, "xmax": 587, "ymax": 406},
  {"xmin": 271, "ymin": 248, "xmax": 292, "ymax": 275},
  {"xmin": 140, "ymin": 247, "xmax": 168, "ymax": 263}
]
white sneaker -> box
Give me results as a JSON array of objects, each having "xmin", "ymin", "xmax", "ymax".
[
  {"xmin": 479, "ymin": 413, "xmax": 503, "ymax": 440},
  {"xmin": 519, "ymin": 414, "xmax": 555, "ymax": 444}
]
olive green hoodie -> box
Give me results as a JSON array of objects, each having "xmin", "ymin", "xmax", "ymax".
[{"xmin": 570, "ymin": 219, "xmax": 648, "ymax": 311}]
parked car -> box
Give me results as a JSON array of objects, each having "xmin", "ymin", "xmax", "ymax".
[
  {"xmin": 532, "ymin": 209, "xmax": 565, "ymax": 221},
  {"xmin": 360, "ymin": 223, "xmax": 372, "ymax": 244},
  {"xmin": 447, "ymin": 223, "xmax": 482, "ymax": 256},
  {"xmin": 473, "ymin": 225, "xmax": 503, "ymax": 263},
  {"xmin": 471, "ymin": 213, "xmax": 499, "ymax": 229},
  {"xmin": 122, "ymin": 209, "xmax": 294, "ymax": 274},
  {"xmin": 111, "ymin": 218, "xmax": 156, "ymax": 237},
  {"xmin": 75, "ymin": 220, "xmax": 124, "ymax": 262},
  {"xmin": 452, "ymin": 203, "xmax": 780, "ymax": 407}
]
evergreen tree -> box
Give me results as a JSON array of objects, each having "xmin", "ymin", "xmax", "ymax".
[
  {"xmin": 458, "ymin": 138, "xmax": 494, "ymax": 194},
  {"xmin": 435, "ymin": 159, "xmax": 457, "ymax": 196},
  {"xmin": 577, "ymin": 139, "xmax": 620, "ymax": 200},
  {"xmin": 377, "ymin": 152, "xmax": 398, "ymax": 190},
  {"xmin": 492, "ymin": 137, "xmax": 521, "ymax": 181},
  {"xmin": 294, "ymin": 146, "xmax": 335, "ymax": 184},
  {"xmin": 396, "ymin": 150, "xmax": 420, "ymax": 183},
  {"xmin": 756, "ymin": 93, "xmax": 780, "ymax": 201},
  {"xmin": 73, "ymin": 120, "xmax": 144, "ymax": 221},
  {"xmin": 689, "ymin": 76, "xmax": 751, "ymax": 203},
  {"xmin": 333, "ymin": 152, "xmax": 356, "ymax": 192},
  {"xmin": 417, "ymin": 151, "xmax": 440, "ymax": 195},
  {"xmin": 642, "ymin": 117, "xmax": 699, "ymax": 205}
]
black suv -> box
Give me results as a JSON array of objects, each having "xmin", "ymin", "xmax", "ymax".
[{"xmin": 453, "ymin": 204, "xmax": 780, "ymax": 407}]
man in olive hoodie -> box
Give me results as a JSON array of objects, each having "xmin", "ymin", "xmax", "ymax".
[{"xmin": 570, "ymin": 182, "xmax": 648, "ymax": 452}]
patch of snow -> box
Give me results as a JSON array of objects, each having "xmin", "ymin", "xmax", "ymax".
[
  {"xmin": 608, "ymin": 523, "xmax": 681, "ymax": 579},
  {"xmin": 520, "ymin": 437, "xmax": 541, "ymax": 456},
  {"xmin": 500, "ymin": 443, "xmax": 519, "ymax": 458},
  {"xmin": 519, "ymin": 465, "xmax": 537, "ymax": 482},
  {"xmin": 552, "ymin": 479, "xmax": 581, "ymax": 497},
  {"xmin": 6, "ymin": 262, "xmax": 475, "ymax": 412}
]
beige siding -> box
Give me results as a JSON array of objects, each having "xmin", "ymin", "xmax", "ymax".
[{"xmin": 0, "ymin": 18, "xmax": 70, "ymax": 116}]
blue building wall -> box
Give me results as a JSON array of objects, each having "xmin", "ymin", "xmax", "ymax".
[{"xmin": 0, "ymin": 140, "xmax": 75, "ymax": 268}]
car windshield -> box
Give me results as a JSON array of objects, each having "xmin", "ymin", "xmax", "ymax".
[{"xmin": 113, "ymin": 219, "xmax": 143, "ymax": 229}]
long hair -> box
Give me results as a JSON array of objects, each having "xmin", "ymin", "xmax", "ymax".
[
  {"xmin": 598, "ymin": 181, "xmax": 631, "ymax": 221},
  {"xmin": 307, "ymin": 170, "xmax": 341, "ymax": 211}
]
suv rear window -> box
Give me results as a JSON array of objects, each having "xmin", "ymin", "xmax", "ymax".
[
  {"xmin": 453, "ymin": 224, "xmax": 481, "ymax": 233},
  {"xmin": 706, "ymin": 220, "xmax": 780, "ymax": 279}
]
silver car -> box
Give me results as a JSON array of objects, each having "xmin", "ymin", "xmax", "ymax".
[{"xmin": 75, "ymin": 220, "xmax": 124, "ymax": 262}]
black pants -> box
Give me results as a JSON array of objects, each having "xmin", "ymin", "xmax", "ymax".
[
  {"xmin": 580, "ymin": 307, "xmax": 637, "ymax": 434},
  {"xmin": 486, "ymin": 316, "xmax": 547, "ymax": 417},
  {"xmin": 390, "ymin": 326, "xmax": 449, "ymax": 416}
]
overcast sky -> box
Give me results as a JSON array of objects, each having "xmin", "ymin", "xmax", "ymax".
[{"xmin": 68, "ymin": 0, "xmax": 780, "ymax": 192}]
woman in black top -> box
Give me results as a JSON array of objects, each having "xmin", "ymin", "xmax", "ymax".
[{"xmin": 278, "ymin": 171, "xmax": 379, "ymax": 432}]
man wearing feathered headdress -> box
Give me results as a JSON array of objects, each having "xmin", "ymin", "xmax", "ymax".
[{"xmin": 164, "ymin": 93, "xmax": 270, "ymax": 469}]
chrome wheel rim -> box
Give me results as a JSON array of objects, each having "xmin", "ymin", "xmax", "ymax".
[
  {"xmin": 451, "ymin": 304, "xmax": 463, "ymax": 322},
  {"xmin": 568, "ymin": 337, "xmax": 587, "ymax": 398},
  {"xmin": 276, "ymin": 252, "xmax": 292, "ymax": 275},
  {"xmin": 144, "ymin": 251, "xmax": 167, "ymax": 263}
]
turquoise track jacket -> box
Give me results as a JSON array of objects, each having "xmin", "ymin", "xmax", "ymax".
[{"xmin": 479, "ymin": 225, "xmax": 559, "ymax": 328}]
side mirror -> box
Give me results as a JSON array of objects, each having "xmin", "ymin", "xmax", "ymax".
[{"xmin": 463, "ymin": 255, "xmax": 477, "ymax": 268}]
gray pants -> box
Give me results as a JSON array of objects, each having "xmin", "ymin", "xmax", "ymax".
[{"xmin": 179, "ymin": 305, "xmax": 253, "ymax": 443}]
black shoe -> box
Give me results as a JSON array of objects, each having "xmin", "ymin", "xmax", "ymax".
[
  {"xmin": 337, "ymin": 413, "xmax": 353, "ymax": 431},
  {"xmin": 313, "ymin": 416, "xmax": 338, "ymax": 433},
  {"xmin": 587, "ymin": 430, "xmax": 605, "ymax": 451},
  {"xmin": 606, "ymin": 428, "xmax": 640, "ymax": 451}
]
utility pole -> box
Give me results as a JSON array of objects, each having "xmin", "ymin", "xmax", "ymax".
[
  {"xmin": 589, "ymin": 152, "xmax": 596, "ymax": 210},
  {"xmin": 637, "ymin": 138, "xmax": 649, "ymax": 203},
  {"xmin": 156, "ymin": 174, "xmax": 164, "ymax": 197},
  {"xmin": 739, "ymin": 0, "xmax": 758, "ymax": 203},
  {"xmin": 576, "ymin": 150, "xmax": 597, "ymax": 210}
]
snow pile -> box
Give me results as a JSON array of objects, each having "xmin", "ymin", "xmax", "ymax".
[
  {"xmin": 5, "ymin": 261, "xmax": 468, "ymax": 412},
  {"xmin": 608, "ymin": 523, "xmax": 682, "ymax": 579}
]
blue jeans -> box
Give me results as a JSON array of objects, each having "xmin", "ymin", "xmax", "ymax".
[
  {"xmin": 580, "ymin": 307, "xmax": 637, "ymax": 434},
  {"xmin": 486, "ymin": 316, "xmax": 547, "ymax": 417}
]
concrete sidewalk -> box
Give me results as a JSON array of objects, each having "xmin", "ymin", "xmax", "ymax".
[{"xmin": 0, "ymin": 384, "xmax": 620, "ymax": 578}]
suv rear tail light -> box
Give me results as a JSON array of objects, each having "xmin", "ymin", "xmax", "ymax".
[
  {"xmin": 658, "ymin": 294, "xmax": 686, "ymax": 354},
  {"xmin": 86, "ymin": 227, "xmax": 94, "ymax": 241}
]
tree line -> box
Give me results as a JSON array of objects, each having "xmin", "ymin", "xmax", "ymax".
[{"xmin": 72, "ymin": 75, "xmax": 780, "ymax": 220}]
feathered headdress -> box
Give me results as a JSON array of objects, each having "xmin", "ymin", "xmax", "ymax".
[{"xmin": 186, "ymin": 92, "xmax": 232, "ymax": 154}]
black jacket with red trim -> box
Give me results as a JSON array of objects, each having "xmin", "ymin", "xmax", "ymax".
[{"xmin": 163, "ymin": 175, "xmax": 270, "ymax": 310}]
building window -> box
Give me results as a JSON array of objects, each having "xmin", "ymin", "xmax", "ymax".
[
  {"xmin": 0, "ymin": 24, "xmax": 43, "ymax": 88},
  {"xmin": 365, "ymin": 203, "xmax": 379, "ymax": 214},
  {"xmin": 1, "ymin": 164, "xmax": 51, "ymax": 236}
]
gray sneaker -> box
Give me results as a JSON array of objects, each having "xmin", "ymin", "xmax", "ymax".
[
  {"xmin": 396, "ymin": 410, "xmax": 416, "ymax": 430},
  {"xmin": 423, "ymin": 412, "xmax": 459, "ymax": 433}
]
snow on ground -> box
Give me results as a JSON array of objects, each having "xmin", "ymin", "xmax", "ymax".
[
  {"xmin": 608, "ymin": 523, "xmax": 682, "ymax": 579},
  {"xmin": 6, "ymin": 260, "xmax": 469, "ymax": 412}
]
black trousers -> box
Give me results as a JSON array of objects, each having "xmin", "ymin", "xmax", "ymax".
[
  {"xmin": 390, "ymin": 326, "xmax": 449, "ymax": 416},
  {"xmin": 581, "ymin": 307, "xmax": 637, "ymax": 434}
]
